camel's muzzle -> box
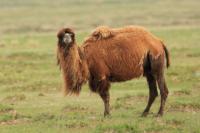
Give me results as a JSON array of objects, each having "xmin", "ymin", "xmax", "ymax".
[{"xmin": 63, "ymin": 33, "xmax": 73, "ymax": 45}]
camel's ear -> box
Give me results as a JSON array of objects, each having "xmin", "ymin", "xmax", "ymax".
[{"xmin": 57, "ymin": 29, "xmax": 64, "ymax": 39}]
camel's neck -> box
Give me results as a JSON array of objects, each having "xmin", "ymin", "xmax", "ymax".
[{"xmin": 58, "ymin": 45, "xmax": 89, "ymax": 95}]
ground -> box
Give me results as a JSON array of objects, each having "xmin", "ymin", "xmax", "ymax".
[{"xmin": 0, "ymin": 0, "xmax": 200, "ymax": 133}]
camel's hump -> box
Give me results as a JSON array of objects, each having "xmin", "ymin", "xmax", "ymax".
[{"xmin": 91, "ymin": 25, "xmax": 149, "ymax": 40}]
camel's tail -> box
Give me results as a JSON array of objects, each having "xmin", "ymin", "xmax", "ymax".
[{"xmin": 162, "ymin": 42, "xmax": 170, "ymax": 68}]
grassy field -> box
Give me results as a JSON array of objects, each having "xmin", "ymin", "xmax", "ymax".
[{"xmin": 0, "ymin": 0, "xmax": 200, "ymax": 133}]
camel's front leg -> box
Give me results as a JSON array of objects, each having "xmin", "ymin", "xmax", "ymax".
[
  {"xmin": 98, "ymin": 79, "xmax": 111, "ymax": 117},
  {"xmin": 99, "ymin": 90, "xmax": 110, "ymax": 116}
]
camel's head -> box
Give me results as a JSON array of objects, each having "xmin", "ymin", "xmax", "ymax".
[{"xmin": 57, "ymin": 28, "xmax": 75, "ymax": 48}]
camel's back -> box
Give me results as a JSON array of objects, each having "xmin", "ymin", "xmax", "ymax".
[
  {"xmin": 83, "ymin": 26, "xmax": 165, "ymax": 81},
  {"xmin": 84, "ymin": 26, "xmax": 164, "ymax": 56}
]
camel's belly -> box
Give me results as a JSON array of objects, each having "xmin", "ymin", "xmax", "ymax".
[{"xmin": 107, "ymin": 59, "xmax": 144, "ymax": 82}]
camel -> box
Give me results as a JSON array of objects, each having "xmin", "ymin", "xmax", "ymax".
[{"xmin": 56, "ymin": 25, "xmax": 170, "ymax": 117}]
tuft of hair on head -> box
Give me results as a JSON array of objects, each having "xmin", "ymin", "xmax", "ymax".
[
  {"xmin": 57, "ymin": 28, "xmax": 75, "ymax": 40},
  {"xmin": 92, "ymin": 26, "xmax": 114, "ymax": 40}
]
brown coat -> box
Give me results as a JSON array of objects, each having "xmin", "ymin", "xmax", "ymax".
[
  {"xmin": 57, "ymin": 26, "xmax": 170, "ymax": 116},
  {"xmin": 82, "ymin": 26, "xmax": 169, "ymax": 83}
]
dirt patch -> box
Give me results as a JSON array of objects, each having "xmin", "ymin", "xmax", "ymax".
[
  {"xmin": 114, "ymin": 94, "xmax": 147, "ymax": 109},
  {"xmin": 65, "ymin": 121, "xmax": 88, "ymax": 128},
  {"xmin": 166, "ymin": 119, "xmax": 184, "ymax": 128},
  {"xmin": 0, "ymin": 104, "xmax": 14, "ymax": 114},
  {"xmin": 38, "ymin": 93, "xmax": 45, "ymax": 96},
  {"xmin": 0, "ymin": 118, "xmax": 29, "ymax": 125},
  {"xmin": 191, "ymin": 83, "xmax": 200, "ymax": 95},
  {"xmin": 168, "ymin": 103, "xmax": 200, "ymax": 113},
  {"xmin": 173, "ymin": 90, "xmax": 191, "ymax": 96},
  {"xmin": 0, "ymin": 43, "xmax": 5, "ymax": 47},
  {"xmin": 61, "ymin": 104, "xmax": 97, "ymax": 115},
  {"xmin": 0, "ymin": 109, "xmax": 30, "ymax": 125},
  {"xmin": 33, "ymin": 113, "xmax": 55, "ymax": 122},
  {"xmin": 62, "ymin": 105, "xmax": 89, "ymax": 113},
  {"xmin": 186, "ymin": 53, "xmax": 200, "ymax": 57},
  {"xmin": 2, "ymin": 94, "xmax": 26, "ymax": 104}
]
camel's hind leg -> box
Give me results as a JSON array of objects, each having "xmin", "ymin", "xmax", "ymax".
[
  {"xmin": 142, "ymin": 51, "xmax": 158, "ymax": 116},
  {"xmin": 157, "ymin": 74, "xmax": 169, "ymax": 116},
  {"xmin": 143, "ymin": 52, "xmax": 169, "ymax": 116},
  {"xmin": 142, "ymin": 73, "xmax": 158, "ymax": 117},
  {"xmin": 155, "ymin": 55, "xmax": 169, "ymax": 116}
]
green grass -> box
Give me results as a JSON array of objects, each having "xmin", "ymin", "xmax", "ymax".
[{"xmin": 0, "ymin": 0, "xmax": 200, "ymax": 133}]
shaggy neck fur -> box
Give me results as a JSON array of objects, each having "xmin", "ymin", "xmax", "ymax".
[{"xmin": 57, "ymin": 44, "xmax": 89, "ymax": 95}]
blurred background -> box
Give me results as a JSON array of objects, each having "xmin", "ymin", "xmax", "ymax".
[
  {"xmin": 0, "ymin": 0, "xmax": 199, "ymax": 33},
  {"xmin": 0, "ymin": 0, "xmax": 199, "ymax": 133}
]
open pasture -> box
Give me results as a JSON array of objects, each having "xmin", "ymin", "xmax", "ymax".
[{"xmin": 0, "ymin": 0, "xmax": 200, "ymax": 132}]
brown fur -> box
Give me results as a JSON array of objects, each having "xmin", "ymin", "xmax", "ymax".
[
  {"xmin": 83, "ymin": 25, "xmax": 169, "ymax": 82},
  {"xmin": 57, "ymin": 28, "xmax": 89, "ymax": 95},
  {"xmin": 57, "ymin": 25, "xmax": 170, "ymax": 116}
]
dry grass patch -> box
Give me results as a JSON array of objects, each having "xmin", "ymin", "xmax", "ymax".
[
  {"xmin": 114, "ymin": 94, "xmax": 147, "ymax": 109},
  {"xmin": 168, "ymin": 102, "xmax": 200, "ymax": 113},
  {"xmin": 2, "ymin": 94, "xmax": 26, "ymax": 104}
]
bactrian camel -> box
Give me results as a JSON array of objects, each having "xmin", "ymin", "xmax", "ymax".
[{"xmin": 56, "ymin": 25, "xmax": 170, "ymax": 117}]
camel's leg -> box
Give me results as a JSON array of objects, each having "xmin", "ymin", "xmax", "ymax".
[
  {"xmin": 157, "ymin": 74, "xmax": 168, "ymax": 116},
  {"xmin": 142, "ymin": 73, "xmax": 158, "ymax": 117},
  {"xmin": 98, "ymin": 80, "xmax": 110, "ymax": 117}
]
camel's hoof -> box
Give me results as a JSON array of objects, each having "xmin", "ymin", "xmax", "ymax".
[
  {"xmin": 155, "ymin": 113, "xmax": 163, "ymax": 117},
  {"xmin": 141, "ymin": 112, "xmax": 149, "ymax": 117},
  {"xmin": 104, "ymin": 113, "xmax": 111, "ymax": 118}
]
